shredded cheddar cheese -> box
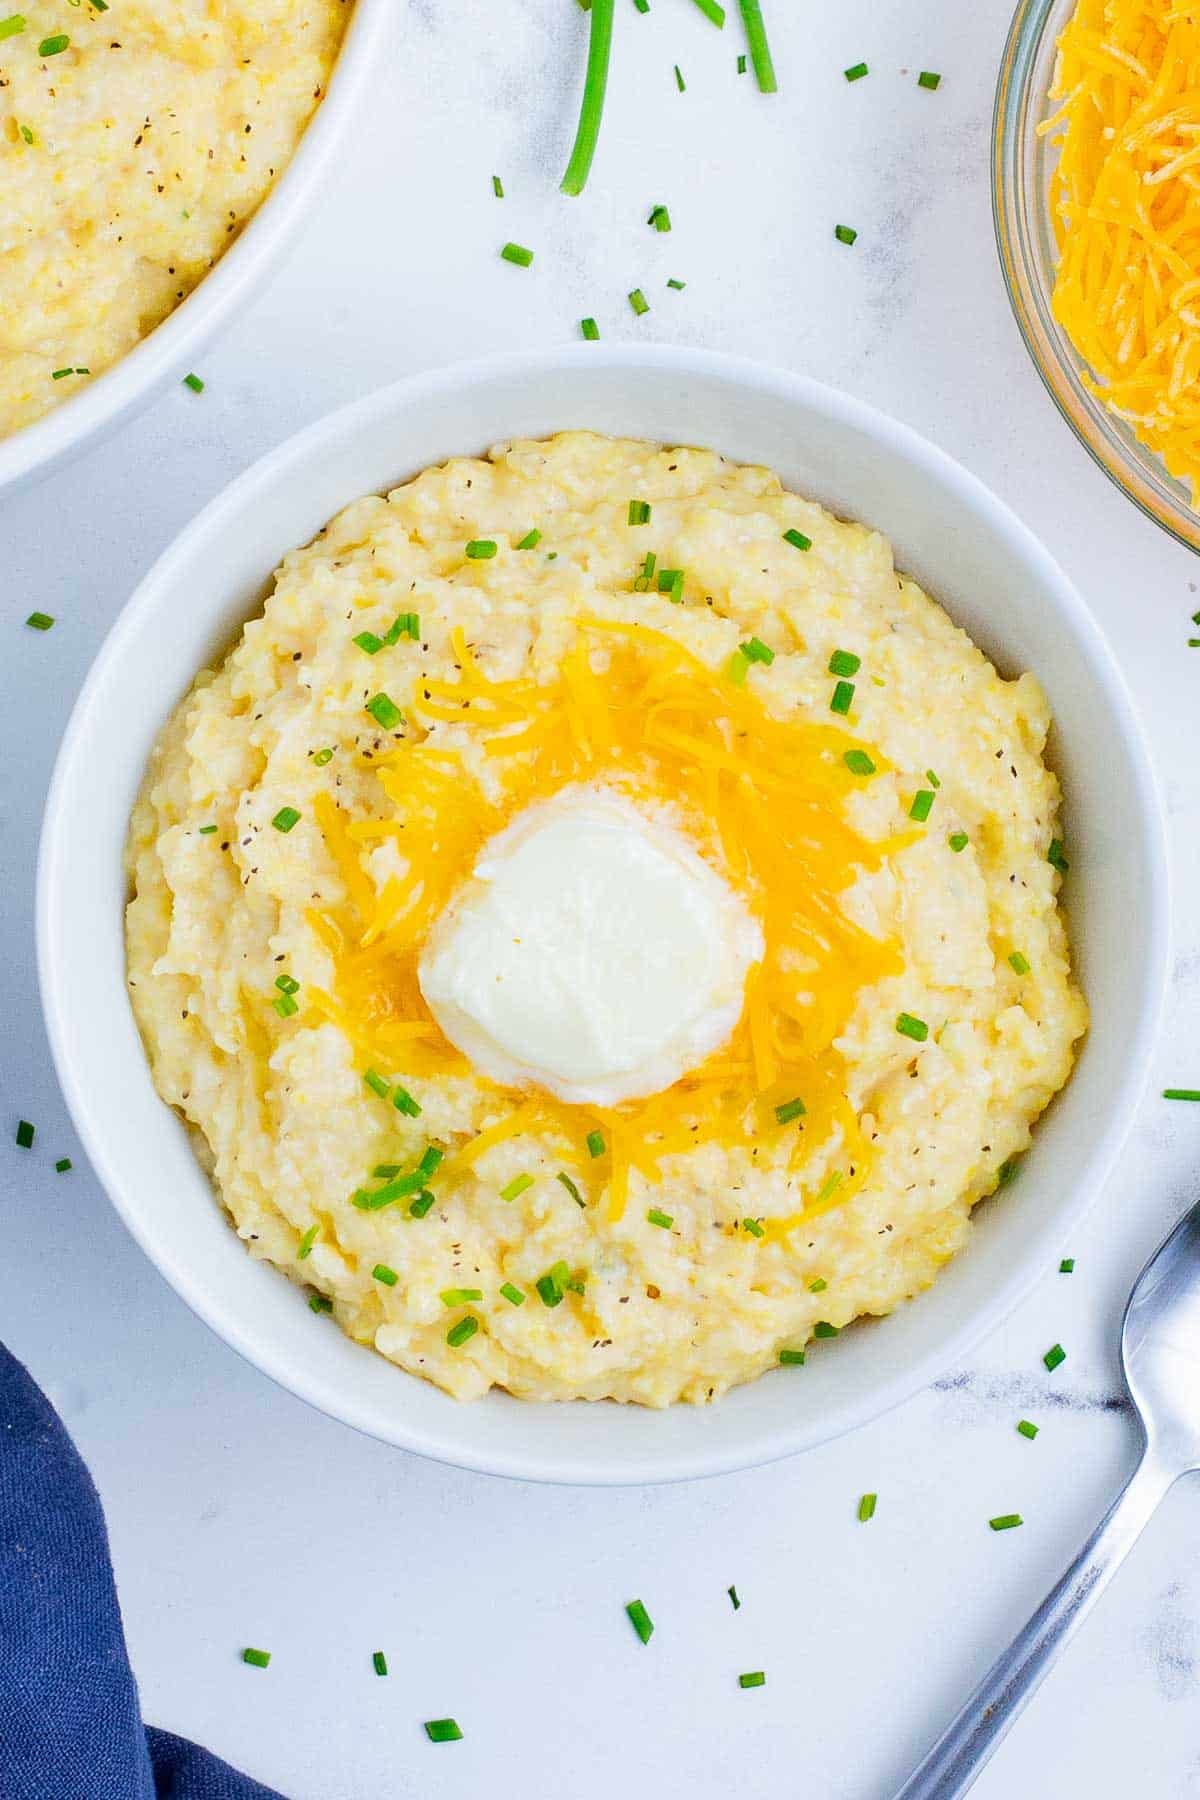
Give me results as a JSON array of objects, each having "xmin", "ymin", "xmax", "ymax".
[
  {"xmin": 310, "ymin": 619, "xmax": 902, "ymax": 1232},
  {"xmin": 1042, "ymin": 0, "xmax": 1200, "ymax": 494}
]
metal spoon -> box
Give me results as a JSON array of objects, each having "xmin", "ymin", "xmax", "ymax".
[{"xmin": 895, "ymin": 1197, "xmax": 1200, "ymax": 1798}]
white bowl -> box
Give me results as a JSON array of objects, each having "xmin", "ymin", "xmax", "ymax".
[
  {"xmin": 0, "ymin": 0, "xmax": 393, "ymax": 500},
  {"xmin": 38, "ymin": 347, "xmax": 1169, "ymax": 1485}
]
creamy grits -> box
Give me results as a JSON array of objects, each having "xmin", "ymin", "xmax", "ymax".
[
  {"xmin": 0, "ymin": 0, "xmax": 349, "ymax": 439},
  {"xmin": 126, "ymin": 432, "xmax": 1088, "ymax": 1407}
]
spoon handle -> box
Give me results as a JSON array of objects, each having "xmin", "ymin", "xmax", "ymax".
[{"xmin": 893, "ymin": 1452, "xmax": 1169, "ymax": 1799}]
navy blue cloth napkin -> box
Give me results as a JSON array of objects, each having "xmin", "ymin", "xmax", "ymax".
[{"xmin": 0, "ymin": 1341, "xmax": 284, "ymax": 1800}]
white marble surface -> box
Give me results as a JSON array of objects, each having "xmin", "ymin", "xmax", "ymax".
[{"xmin": 3, "ymin": 2, "xmax": 1200, "ymax": 1794}]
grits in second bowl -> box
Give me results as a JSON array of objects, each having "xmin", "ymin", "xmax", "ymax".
[
  {"xmin": 0, "ymin": 0, "xmax": 350, "ymax": 439},
  {"xmin": 125, "ymin": 432, "xmax": 1088, "ymax": 1407}
]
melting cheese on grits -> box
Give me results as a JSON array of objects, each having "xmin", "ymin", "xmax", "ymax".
[
  {"xmin": 125, "ymin": 432, "xmax": 1088, "ymax": 1407},
  {"xmin": 418, "ymin": 787, "xmax": 764, "ymax": 1105}
]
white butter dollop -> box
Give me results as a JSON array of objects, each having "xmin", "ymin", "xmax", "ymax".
[{"xmin": 418, "ymin": 786, "xmax": 763, "ymax": 1104}]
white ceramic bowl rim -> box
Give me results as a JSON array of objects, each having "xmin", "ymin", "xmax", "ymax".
[
  {"xmin": 0, "ymin": 0, "xmax": 393, "ymax": 498},
  {"xmin": 37, "ymin": 346, "xmax": 1170, "ymax": 1484}
]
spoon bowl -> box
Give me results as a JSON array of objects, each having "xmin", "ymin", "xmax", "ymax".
[{"xmin": 897, "ymin": 1195, "xmax": 1200, "ymax": 1797}]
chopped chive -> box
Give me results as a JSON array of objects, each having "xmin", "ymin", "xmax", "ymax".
[
  {"xmin": 774, "ymin": 1096, "xmax": 805, "ymax": 1125},
  {"xmin": 813, "ymin": 1320, "xmax": 838, "ymax": 1338},
  {"xmin": 271, "ymin": 806, "xmax": 300, "ymax": 833},
  {"xmin": 418, "ymin": 1145, "xmax": 444, "ymax": 1177},
  {"xmin": 996, "ymin": 1157, "xmax": 1019, "ymax": 1187},
  {"xmin": 737, "ymin": 50, "xmax": 746, "ymax": 71},
  {"xmin": 500, "ymin": 1173, "xmax": 534, "ymax": 1202},
  {"xmin": 989, "ymin": 1513, "xmax": 1023, "ymax": 1532},
  {"xmin": 647, "ymin": 203, "xmax": 672, "ymax": 233},
  {"xmin": 409, "ymin": 1190, "xmax": 436, "ymax": 1219},
  {"xmin": 38, "ymin": 33, "xmax": 69, "ymax": 55},
  {"xmin": 634, "ymin": 0, "xmax": 649, "ymax": 10},
  {"xmin": 373, "ymin": 1651, "xmax": 389, "ymax": 1677},
  {"xmin": 15, "ymin": 1120, "xmax": 34, "ymax": 1149},
  {"xmin": 815, "ymin": 1170, "xmax": 843, "ymax": 1205},
  {"xmin": 19, "ymin": 125, "xmax": 33, "ymax": 144},
  {"xmin": 560, "ymin": 0, "xmax": 614, "ymax": 196},
  {"xmin": 918, "ymin": 69, "xmax": 941, "ymax": 89},
  {"xmin": 779, "ymin": 1348, "xmax": 805, "ymax": 1364},
  {"xmin": 536, "ymin": 1264, "xmax": 568, "ymax": 1308},
  {"xmin": 1163, "ymin": 1089, "xmax": 1200, "ymax": 1102},
  {"xmin": 312, "ymin": 747, "xmax": 334, "ymax": 766},
  {"xmin": 925, "ymin": 769, "xmax": 941, "ymax": 789},
  {"xmin": 783, "ymin": 527, "xmax": 812, "ymax": 551},
  {"xmin": 727, "ymin": 648, "xmax": 750, "ymax": 687},
  {"xmin": 742, "ymin": 1217, "xmax": 765, "ymax": 1238},
  {"xmin": 1008, "ymin": 951, "xmax": 1031, "ymax": 976},
  {"xmin": 500, "ymin": 242, "xmax": 534, "ymax": 268},
  {"xmin": 909, "ymin": 789, "xmax": 935, "ymax": 823},
  {"xmin": 896, "ymin": 1012, "xmax": 928, "ymax": 1043},
  {"xmin": 372, "ymin": 1264, "xmax": 399, "ymax": 1287},
  {"xmin": 948, "ymin": 831, "xmax": 969, "ymax": 853},
  {"xmin": 625, "ymin": 1599, "xmax": 654, "ymax": 1644},
  {"xmin": 26, "ymin": 610, "xmax": 56, "ymax": 633},
  {"xmin": 51, "ymin": 369, "xmax": 75, "ymax": 381},
  {"xmin": 628, "ymin": 498, "xmax": 652, "ymax": 525},
  {"xmin": 424, "ymin": 1719, "xmax": 463, "ymax": 1743},
  {"xmin": 440, "ymin": 1287, "xmax": 484, "ymax": 1306},
  {"xmin": 830, "ymin": 679, "xmax": 855, "ymax": 715},
  {"xmin": 834, "ymin": 223, "xmax": 858, "ymax": 245},
  {"xmin": 1059, "ymin": 1257, "xmax": 1075, "ymax": 1273},
  {"xmin": 1017, "ymin": 1419, "xmax": 1039, "ymax": 1439},
  {"xmin": 55, "ymin": 1158, "xmax": 72, "ymax": 1173},
  {"xmin": 365, "ymin": 692, "xmax": 402, "ymax": 730},
  {"xmin": 844, "ymin": 61, "xmax": 868, "ymax": 81},
  {"xmin": 728, "ymin": 1585, "xmax": 740, "ymax": 1609},
  {"xmin": 843, "ymin": 749, "xmax": 876, "ymax": 776},
  {"xmin": 0, "ymin": 16, "xmax": 27, "ymax": 40},
  {"xmin": 657, "ymin": 568, "xmax": 684, "ymax": 603},
  {"xmin": 1043, "ymin": 1342, "xmax": 1066, "ymax": 1372},
  {"xmin": 364, "ymin": 1068, "xmax": 391, "ymax": 1100},
  {"xmin": 447, "ymin": 1315, "xmax": 479, "ymax": 1348},
  {"xmin": 516, "ymin": 528, "xmax": 542, "ymax": 549},
  {"xmin": 628, "ymin": 287, "xmax": 650, "ymax": 315},
  {"xmin": 556, "ymin": 1169, "xmax": 586, "ymax": 1207},
  {"xmin": 297, "ymin": 1224, "xmax": 319, "ymax": 1261},
  {"xmin": 674, "ymin": 63, "xmax": 686, "ymax": 90},
  {"xmin": 667, "ymin": 276, "xmax": 686, "ymax": 290},
  {"xmin": 373, "ymin": 1165, "xmax": 401, "ymax": 1180},
  {"xmin": 199, "ymin": 824, "xmax": 218, "ymax": 835},
  {"xmin": 742, "ymin": 636, "xmax": 774, "ymax": 665},
  {"xmin": 828, "ymin": 648, "xmax": 860, "ymax": 676},
  {"xmin": 580, "ymin": 316, "xmax": 600, "ymax": 340},
  {"xmin": 739, "ymin": 1671, "xmax": 766, "ymax": 1688},
  {"xmin": 586, "ymin": 1129, "xmax": 606, "ymax": 1158},
  {"xmin": 737, "ymin": 0, "xmax": 776, "ymax": 92},
  {"xmin": 647, "ymin": 1207, "xmax": 673, "ymax": 1229},
  {"xmin": 857, "ymin": 1492, "xmax": 877, "ymax": 1522},
  {"xmin": 688, "ymin": 0, "xmax": 725, "ymax": 23},
  {"xmin": 272, "ymin": 992, "xmax": 298, "ymax": 1019},
  {"xmin": 389, "ymin": 1087, "xmax": 419, "ymax": 1120},
  {"xmin": 308, "ymin": 1291, "xmax": 333, "ymax": 1314},
  {"xmin": 183, "ymin": 372, "xmax": 205, "ymax": 393},
  {"xmin": 633, "ymin": 550, "xmax": 657, "ymax": 591},
  {"xmin": 353, "ymin": 631, "xmax": 384, "ymax": 655},
  {"xmin": 241, "ymin": 1648, "xmax": 271, "ymax": 1669},
  {"xmin": 500, "ymin": 1281, "xmax": 526, "ymax": 1306},
  {"xmin": 809, "ymin": 1277, "xmax": 827, "ymax": 1293},
  {"xmin": 465, "ymin": 539, "xmax": 498, "ymax": 559},
  {"xmin": 1047, "ymin": 837, "xmax": 1069, "ymax": 873},
  {"xmin": 492, "ymin": 174, "xmax": 504, "ymax": 197}
]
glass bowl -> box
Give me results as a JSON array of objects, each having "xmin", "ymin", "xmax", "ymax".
[{"xmin": 993, "ymin": 0, "xmax": 1200, "ymax": 555}]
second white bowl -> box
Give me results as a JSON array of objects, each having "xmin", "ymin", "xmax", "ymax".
[{"xmin": 37, "ymin": 347, "xmax": 1169, "ymax": 1483}]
